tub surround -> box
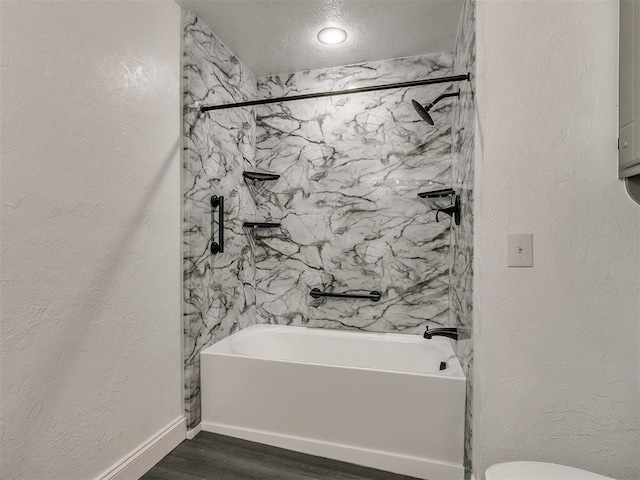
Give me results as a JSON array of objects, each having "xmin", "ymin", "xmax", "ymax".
[
  {"xmin": 182, "ymin": 10, "xmax": 258, "ymax": 429},
  {"xmin": 253, "ymin": 53, "xmax": 455, "ymax": 332},
  {"xmin": 182, "ymin": 9, "xmax": 474, "ymax": 454},
  {"xmin": 182, "ymin": 9, "xmax": 464, "ymax": 429},
  {"xmin": 450, "ymin": 0, "xmax": 476, "ymax": 477}
]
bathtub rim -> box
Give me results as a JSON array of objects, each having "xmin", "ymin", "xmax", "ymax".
[{"xmin": 201, "ymin": 324, "xmax": 466, "ymax": 381}]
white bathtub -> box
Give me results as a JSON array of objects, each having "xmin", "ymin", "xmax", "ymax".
[{"xmin": 200, "ymin": 324, "xmax": 466, "ymax": 479}]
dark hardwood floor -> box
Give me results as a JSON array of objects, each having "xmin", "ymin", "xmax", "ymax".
[{"xmin": 142, "ymin": 432, "xmax": 420, "ymax": 480}]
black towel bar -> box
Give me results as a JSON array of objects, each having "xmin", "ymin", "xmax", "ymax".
[{"xmin": 309, "ymin": 288, "xmax": 381, "ymax": 302}]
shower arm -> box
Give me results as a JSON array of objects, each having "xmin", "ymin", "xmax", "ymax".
[{"xmin": 426, "ymin": 91, "xmax": 460, "ymax": 110}]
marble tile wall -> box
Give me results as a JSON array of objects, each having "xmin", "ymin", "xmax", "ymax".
[
  {"xmin": 182, "ymin": 10, "xmax": 257, "ymax": 429},
  {"xmin": 252, "ymin": 54, "xmax": 456, "ymax": 333},
  {"xmin": 450, "ymin": 0, "xmax": 476, "ymax": 477}
]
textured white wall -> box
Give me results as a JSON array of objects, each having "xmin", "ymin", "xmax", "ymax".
[
  {"xmin": 0, "ymin": 2, "xmax": 183, "ymax": 479},
  {"xmin": 474, "ymin": 1, "xmax": 640, "ymax": 479}
]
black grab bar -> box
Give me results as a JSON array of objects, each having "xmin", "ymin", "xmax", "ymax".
[
  {"xmin": 210, "ymin": 195, "xmax": 224, "ymax": 254},
  {"xmin": 309, "ymin": 288, "xmax": 381, "ymax": 302}
]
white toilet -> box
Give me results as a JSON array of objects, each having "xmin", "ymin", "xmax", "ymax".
[{"xmin": 485, "ymin": 461, "xmax": 615, "ymax": 480}]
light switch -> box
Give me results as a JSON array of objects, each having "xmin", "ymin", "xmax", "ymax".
[{"xmin": 507, "ymin": 233, "xmax": 533, "ymax": 267}]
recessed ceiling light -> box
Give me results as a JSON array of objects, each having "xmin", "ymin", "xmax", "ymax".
[{"xmin": 317, "ymin": 27, "xmax": 347, "ymax": 45}]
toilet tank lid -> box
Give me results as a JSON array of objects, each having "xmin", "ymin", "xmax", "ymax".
[{"xmin": 485, "ymin": 462, "xmax": 615, "ymax": 480}]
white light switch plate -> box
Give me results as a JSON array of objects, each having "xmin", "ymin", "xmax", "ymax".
[{"xmin": 507, "ymin": 233, "xmax": 533, "ymax": 267}]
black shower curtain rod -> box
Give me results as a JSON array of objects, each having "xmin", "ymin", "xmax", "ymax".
[{"xmin": 199, "ymin": 73, "xmax": 470, "ymax": 113}]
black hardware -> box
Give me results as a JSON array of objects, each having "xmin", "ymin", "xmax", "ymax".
[
  {"xmin": 412, "ymin": 91, "xmax": 461, "ymax": 125},
  {"xmin": 243, "ymin": 222, "xmax": 281, "ymax": 228},
  {"xmin": 423, "ymin": 326, "xmax": 459, "ymax": 341},
  {"xmin": 200, "ymin": 74, "xmax": 471, "ymax": 113},
  {"xmin": 427, "ymin": 91, "xmax": 461, "ymax": 109},
  {"xmin": 439, "ymin": 361, "xmax": 448, "ymax": 371},
  {"xmin": 418, "ymin": 188, "xmax": 455, "ymax": 199},
  {"xmin": 309, "ymin": 288, "xmax": 381, "ymax": 302},
  {"xmin": 243, "ymin": 171, "xmax": 280, "ymax": 181},
  {"xmin": 210, "ymin": 195, "xmax": 224, "ymax": 254},
  {"xmin": 436, "ymin": 194, "xmax": 461, "ymax": 225}
]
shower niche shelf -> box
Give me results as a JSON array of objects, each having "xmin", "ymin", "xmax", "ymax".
[
  {"xmin": 243, "ymin": 222, "xmax": 281, "ymax": 229},
  {"xmin": 243, "ymin": 171, "xmax": 280, "ymax": 182},
  {"xmin": 417, "ymin": 188, "xmax": 455, "ymax": 199}
]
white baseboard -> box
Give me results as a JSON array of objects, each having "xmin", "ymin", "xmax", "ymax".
[
  {"xmin": 186, "ymin": 423, "xmax": 201, "ymax": 440},
  {"xmin": 98, "ymin": 416, "xmax": 186, "ymax": 480}
]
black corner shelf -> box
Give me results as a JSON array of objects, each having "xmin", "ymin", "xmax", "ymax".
[
  {"xmin": 417, "ymin": 188, "xmax": 455, "ymax": 199},
  {"xmin": 243, "ymin": 222, "xmax": 281, "ymax": 228},
  {"xmin": 243, "ymin": 171, "xmax": 280, "ymax": 181}
]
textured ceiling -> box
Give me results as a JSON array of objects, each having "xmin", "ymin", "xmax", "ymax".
[{"xmin": 175, "ymin": 0, "xmax": 463, "ymax": 76}]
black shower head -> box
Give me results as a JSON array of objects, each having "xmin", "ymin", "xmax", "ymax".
[
  {"xmin": 412, "ymin": 99, "xmax": 435, "ymax": 125},
  {"xmin": 412, "ymin": 90, "xmax": 461, "ymax": 125}
]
